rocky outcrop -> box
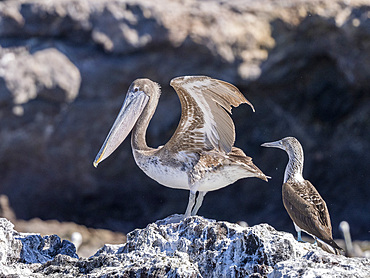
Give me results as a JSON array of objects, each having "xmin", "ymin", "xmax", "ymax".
[
  {"xmin": 0, "ymin": 0, "xmax": 369, "ymax": 241},
  {"xmin": 1, "ymin": 216, "xmax": 369, "ymax": 277},
  {"xmin": 0, "ymin": 217, "xmax": 78, "ymax": 276},
  {"xmin": 0, "ymin": 195, "xmax": 125, "ymax": 258},
  {"xmin": 0, "ymin": 47, "xmax": 80, "ymax": 106}
]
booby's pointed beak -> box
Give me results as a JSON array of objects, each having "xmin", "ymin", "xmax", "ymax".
[
  {"xmin": 93, "ymin": 90, "xmax": 149, "ymax": 168},
  {"xmin": 261, "ymin": 140, "xmax": 283, "ymax": 150}
]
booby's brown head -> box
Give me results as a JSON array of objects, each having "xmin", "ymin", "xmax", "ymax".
[
  {"xmin": 261, "ymin": 136, "xmax": 305, "ymax": 183},
  {"xmin": 261, "ymin": 137, "xmax": 303, "ymax": 159}
]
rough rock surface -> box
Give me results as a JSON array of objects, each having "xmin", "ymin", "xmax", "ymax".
[
  {"xmin": 0, "ymin": 194, "xmax": 126, "ymax": 258},
  {"xmin": 1, "ymin": 216, "xmax": 369, "ymax": 277},
  {"xmin": 0, "ymin": 0, "xmax": 369, "ymax": 241},
  {"xmin": 0, "ymin": 218, "xmax": 78, "ymax": 276}
]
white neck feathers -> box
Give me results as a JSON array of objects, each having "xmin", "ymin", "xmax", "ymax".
[{"xmin": 283, "ymin": 143, "xmax": 304, "ymax": 183}]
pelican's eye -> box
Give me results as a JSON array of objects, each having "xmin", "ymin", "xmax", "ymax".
[{"xmin": 134, "ymin": 87, "xmax": 139, "ymax": 93}]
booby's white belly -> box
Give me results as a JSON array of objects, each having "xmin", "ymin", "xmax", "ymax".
[{"xmin": 133, "ymin": 153, "xmax": 251, "ymax": 192}]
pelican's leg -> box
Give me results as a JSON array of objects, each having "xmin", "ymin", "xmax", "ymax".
[
  {"xmin": 313, "ymin": 237, "xmax": 318, "ymax": 246},
  {"xmin": 191, "ymin": 191, "xmax": 207, "ymax": 216},
  {"xmin": 184, "ymin": 190, "xmax": 196, "ymax": 218}
]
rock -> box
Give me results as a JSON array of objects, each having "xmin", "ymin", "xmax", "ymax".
[
  {"xmin": 1, "ymin": 216, "xmax": 369, "ymax": 277},
  {"xmin": 14, "ymin": 218, "xmax": 126, "ymax": 259},
  {"xmin": 18, "ymin": 234, "xmax": 78, "ymax": 265},
  {"xmin": 0, "ymin": 195, "xmax": 126, "ymax": 258},
  {"xmin": 270, "ymin": 251, "xmax": 370, "ymax": 278},
  {"xmin": 0, "ymin": 46, "xmax": 80, "ymax": 106},
  {"xmin": 0, "ymin": 0, "xmax": 369, "ymax": 242},
  {"xmin": 0, "ymin": 217, "xmax": 78, "ymax": 276}
]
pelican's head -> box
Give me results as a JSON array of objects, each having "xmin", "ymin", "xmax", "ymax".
[
  {"xmin": 93, "ymin": 79, "xmax": 160, "ymax": 167},
  {"xmin": 261, "ymin": 137, "xmax": 303, "ymax": 159}
]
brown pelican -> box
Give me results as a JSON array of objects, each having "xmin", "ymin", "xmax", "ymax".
[
  {"xmin": 94, "ymin": 76, "xmax": 268, "ymax": 217},
  {"xmin": 261, "ymin": 137, "xmax": 341, "ymax": 252}
]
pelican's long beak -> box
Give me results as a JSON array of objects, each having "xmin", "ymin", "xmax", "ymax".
[
  {"xmin": 261, "ymin": 140, "xmax": 283, "ymax": 149},
  {"xmin": 93, "ymin": 90, "xmax": 149, "ymax": 167}
]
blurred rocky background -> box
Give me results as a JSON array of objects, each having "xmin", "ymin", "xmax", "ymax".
[{"xmin": 0, "ymin": 0, "xmax": 369, "ymax": 254}]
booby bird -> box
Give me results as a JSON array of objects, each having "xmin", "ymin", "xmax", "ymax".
[
  {"xmin": 93, "ymin": 76, "xmax": 268, "ymax": 217},
  {"xmin": 261, "ymin": 137, "xmax": 341, "ymax": 251}
]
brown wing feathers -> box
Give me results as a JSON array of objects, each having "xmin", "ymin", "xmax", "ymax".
[
  {"xmin": 283, "ymin": 179, "xmax": 341, "ymax": 249},
  {"xmin": 169, "ymin": 76, "xmax": 253, "ymax": 154}
]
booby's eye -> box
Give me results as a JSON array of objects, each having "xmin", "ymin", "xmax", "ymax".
[{"xmin": 134, "ymin": 87, "xmax": 139, "ymax": 93}]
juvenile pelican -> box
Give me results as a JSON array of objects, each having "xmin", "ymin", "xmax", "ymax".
[
  {"xmin": 261, "ymin": 137, "xmax": 341, "ymax": 252},
  {"xmin": 94, "ymin": 76, "xmax": 268, "ymax": 217}
]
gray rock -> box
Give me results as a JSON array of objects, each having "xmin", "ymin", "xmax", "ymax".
[
  {"xmin": 1, "ymin": 216, "xmax": 369, "ymax": 277},
  {"xmin": 0, "ymin": 218, "xmax": 78, "ymax": 277},
  {"xmin": 270, "ymin": 251, "xmax": 370, "ymax": 278},
  {"xmin": 0, "ymin": 0, "xmax": 369, "ymax": 242},
  {"xmin": 0, "ymin": 47, "xmax": 80, "ymax": 106},
  {"xmin": 18, "ymin": 234, "xmax": 78, "ymax": 264}
]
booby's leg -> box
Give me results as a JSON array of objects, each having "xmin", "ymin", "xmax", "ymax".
[
  {"xmin": 294, "ymin": 223, "xmax": 305, "ymax": 242},
  {"xmin": 184, "ymin": 190, "xmax": 196, "ymax": 218},
  {"xmin": 313, "ymin": 237, "xmax": 318, "ymax": 246},
  {"xmin": 191, "ymin": 191, "xmax": 207, "ymax": 216},
  {"xmin": 297, "ymin": 231, "xmax": 304, "ymax": 242}
]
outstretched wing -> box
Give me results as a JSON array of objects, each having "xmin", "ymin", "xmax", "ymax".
[{"xmin": 166, "ymin": 76, "xmax": 254, "ymax": 154}]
